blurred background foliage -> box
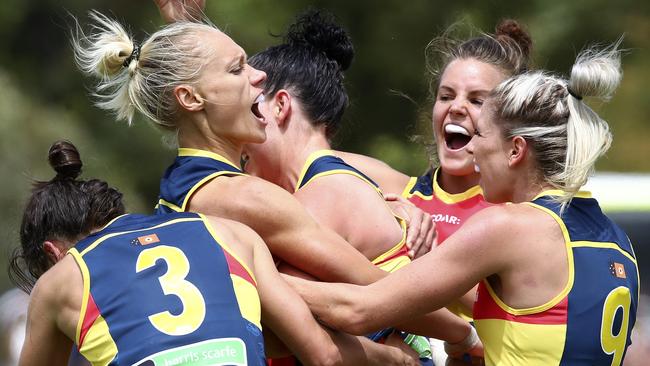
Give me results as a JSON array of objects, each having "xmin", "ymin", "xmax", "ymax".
[{"xmin": 0, "ymin": 0, "xmax": 648, "ymax": 292}]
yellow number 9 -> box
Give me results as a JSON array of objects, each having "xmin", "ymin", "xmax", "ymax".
[
  {"xmin": 600, "ymin": 286, "xmax": 631, "ymax": 366},
  {"xmin": 136, "ymin": 245, "xmax": 206, "ymax": 336}
]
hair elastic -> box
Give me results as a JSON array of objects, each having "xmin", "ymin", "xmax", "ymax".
[
  {"xmin": 123, "ymin": 44, "xmax": 141, "ymax": 67},
  {"xmin": 567, "ymin": 86, "xmax": 583, "ymax": 100}
]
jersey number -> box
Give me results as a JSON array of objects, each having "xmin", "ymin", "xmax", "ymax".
[
  {"xmin": 600, "ymin": 286, "xmax": 631, "ymax": 366},
  {"xmin": 136, "ymin": 245, "xmax": 206, "ymax": 336}
]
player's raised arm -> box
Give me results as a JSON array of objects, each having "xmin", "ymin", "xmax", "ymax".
[{"xmin": 154, "ymin": 0, "xmax": 205, "ymax": 23}]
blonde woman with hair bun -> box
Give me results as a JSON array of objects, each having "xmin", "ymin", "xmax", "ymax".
[
  {"xmin": 287, "ymin": 42, "xmax": 640, "ymax": 366},
  {"xmin": 72, "ymin": 8, "xmax": 479, "ymax": 364}
]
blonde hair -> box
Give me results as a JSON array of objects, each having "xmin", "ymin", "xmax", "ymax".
[
  {"xmin": 72, "ymin": 11, "xmax": 218, "ymax": 128},
  {"xmin": 489, "ymin": 40, "xmax": 622, "ymax": 208}
]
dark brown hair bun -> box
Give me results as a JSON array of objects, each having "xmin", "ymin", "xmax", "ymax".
[
  {"xmin": 48, "ymin": 140, "xmax": 82, "ymax": 180},
  {"xmin": 496, "ymin": 19, "xmax": 533, "ymax": 61}
]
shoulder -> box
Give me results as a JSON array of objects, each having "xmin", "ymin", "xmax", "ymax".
[
  {"xmin": 29, "ymin": 255, "xmax": 82, "ymax": 319},
  {"xmin": 190, "ymin": 174, "xmax": 298, "ymax": 215},
  {"xmin": 454, "ymin": 203, "xmax": 554, "ymax": 249},
  {"xmin": 204, "ymin": 216, "xmax": 261, "ymax": 248},
  {"xmin": 334, "ymin": 151, "xmax": 410, "ymax": 194},
  {"xmin": 203, "ymin": 215, "xmax": 262, "ymax": 268},
  {"xmin": 298, "ymin": 171, "xmax": 378, "ymax": 198}
]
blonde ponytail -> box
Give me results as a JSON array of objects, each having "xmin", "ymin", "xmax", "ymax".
[
  {"xmin": 489, "ymin": 40, "xmax": 623, "ymax": 209},
  {"xmin": 73, "ymin": 11, "xmax": 218, "ymax": 129}
]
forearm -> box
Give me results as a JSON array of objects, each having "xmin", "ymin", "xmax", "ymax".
[
  {"xmin": 284, "ymin": 275, "xmax": 376, "ymax": 335},
  {"xmin": 396, "ymin": 308, "xmax": 470, "ymax": 343},
  {"xmin": 263, "ymin": 326, "xmax": 292, "ymax": 358},
  {"xmin": 272, "ymin": 226, "xmax": 387, "ymax": 285}
]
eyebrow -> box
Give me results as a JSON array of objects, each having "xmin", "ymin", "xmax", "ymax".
[
  {"xmin": 227, "ymin": 53, "xmax": 246, "ymax": 69},
  {"xmin": 438, "ymin": 85, "xmax": 491, "ymax": 96}
]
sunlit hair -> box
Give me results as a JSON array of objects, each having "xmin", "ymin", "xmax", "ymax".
[
  {"xmin": 488, "ymin": 40, "xmax": 622, "ymax": 208},
  {"xmin": 72, "ymin": 11, "xmax": 217, "ymax": 129},
  {"xmin": 419, "ymin": 19, "xmax": 533, "ymax": 164},
  {"xmin": 426, "ymin": 19, "xmax": 532, "ymax": 97}
]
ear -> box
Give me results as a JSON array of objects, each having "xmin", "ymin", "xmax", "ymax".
[
  {"xmin": 272, "ymin": 90, "xmax": 292, "ymax": 126},
  {"xmin": 43, "ymin": 240, "xmax": 68, "ymax": 264},
  {"xmin": 174, "ymin": 85, "xmax": 205, "ymax": 112},
  {"xmin": 508, "ymin": 135, "xmax": 528, "ymax": 168}
]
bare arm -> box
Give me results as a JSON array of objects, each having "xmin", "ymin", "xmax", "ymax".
[
  {"xmin": 332, "ymin": 153, "xmax": 435, "ymax": 256},
  {"xmin": 335, "ymin": 151, "xmax": 411, "ymax": 195},
  {"xmin": 240, "ymin": 222, "xmax": 418, "ymax": 366},
  {"xmin": 154, "ymin": 0, "xmax": 205, "ymax": 23},
  {"xmin": 190, "ymin": 175, "xmax": 387, "ymax": 285},
  {"xmin": 194, "ymin": 177, "xmax": 473, "ymax": 343},
  {"xmin": 294, "ymin": 175, "xmax": 468, "ymax": 343},
  {"xmin": 285, "ymin": 206, "xmax": 513, "ymax": 335},
  {"xmin": 19, "ymin": 259, "xmax": 81, "ymax": 366}
]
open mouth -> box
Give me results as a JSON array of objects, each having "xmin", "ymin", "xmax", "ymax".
[
  {"xmin": 444, "ymin": 124, "xmax": 471, "ymax": 150},
  {"xmin": 251, "ymin": 94, "xmax": 265, "ymax": 121}
]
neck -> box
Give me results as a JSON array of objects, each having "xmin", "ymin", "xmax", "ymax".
[
  {"xmin": 275, "ymin": 127, "xmax": 331, "ymax": 192},
  {"xmin": 509, "ymin": 168, "xmax": 554, "ymax": 203},
  {"xmin": 177, "ymin": 120, "xmax": 243, "ymax": 168},
  {"xmin": 437, "ymin": 170, "xmax": 480, "ymax": 194}
]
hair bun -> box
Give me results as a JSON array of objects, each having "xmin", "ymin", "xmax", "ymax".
[
  {"xmin": 495, "ymin": 19, "xmax": 533, "ymax": 60},
  {"xmin": 286, "ymin": 9, "xmax": 354, "ymax": 71},
  {"xmin": 48, "ymin": 140, "xmax": 82, "ymax": 180}
]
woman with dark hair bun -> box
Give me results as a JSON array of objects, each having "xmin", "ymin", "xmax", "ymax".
[
  {"xmin": 12, "ymin": 141, "xmax": 425, "ymax": 366},
  {"xmin": 243, "ymin": 10, "xmax": 478, "ymax": 365},
  {"xmin": 243, "ymin": 10, "xmax": 483, "ymax": 364},
  {"xmin": 10, "ymin": 140, "xmax": 126, "ymax": 293}
]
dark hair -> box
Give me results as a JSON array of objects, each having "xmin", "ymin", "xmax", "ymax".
[
  {"xmin": 9, "ymin": 141, "xmax": 125, "ymax": 293},
  {"xmin": 249, "ymin": 9, "xmax": 354, "ymax": 138},
  {"xmin": 426, "ymin": 19, "xmax": 533, "ymax": 96}
]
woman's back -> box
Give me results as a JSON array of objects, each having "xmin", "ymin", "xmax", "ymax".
[{"xmin": 473, "ymin": 192, "xmax": 638, "ymax": 365}]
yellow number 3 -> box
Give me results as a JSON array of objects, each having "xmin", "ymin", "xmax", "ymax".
[
  {"xmin": 136, "ymin": 245, "xmax": 206, "ymax": 336},
  {"xmin": 600, "ymin": 286, "xmax": 631, "ymax": 366}
]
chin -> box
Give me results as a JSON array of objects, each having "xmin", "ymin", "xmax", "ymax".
[
  {"xmin": 440, "ymin": 159, "xmax": 477, "ymax": 177},
  {"xmin": 249, "ymin": 131, "xmax": 267, "ymax": 144}
]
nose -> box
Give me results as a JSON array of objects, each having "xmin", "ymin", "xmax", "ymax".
[
  {"xmin": 449, "ymin": 98, "xmax": 468, "ymax": 116},
  {"xmin": 249, "ymin": 66, "xmax": 267, "ymax": 86}
]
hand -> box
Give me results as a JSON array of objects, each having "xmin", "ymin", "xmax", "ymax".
[
  {"xmin": 385, "ymin": 193, "xmax": 437, "ymax": 259},
  {"xmin": 384, "ymin": 332, "xmax": 420, "ymax": 366},
  {"xmin": 153, "ymin": 0, "xmax": 206, "ymax": 23}
]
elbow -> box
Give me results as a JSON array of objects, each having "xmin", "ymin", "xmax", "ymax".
[
  {"xmin": 339, "ymin": 301, "xmax": 374, "ymax": 336},
  {"xmin": 309, "ymin": 343, "xmax": 344, "ymax": 366}
]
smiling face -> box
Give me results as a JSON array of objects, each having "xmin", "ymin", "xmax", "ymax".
[
  {"xmin": 192, "ymin": 29, "xmax": 268, "ymax": 145},
  {"xmin": 467, "ymin": 101, "xmax": 514, "ymax": 203},
  {"xmin": 433, "ymin": 58, "xmax": 506, "ymax": 178}
]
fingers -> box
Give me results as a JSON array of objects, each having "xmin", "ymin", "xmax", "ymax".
[
  {"xmin": 407, "ymin": 210, "xmax": 436, "ymax": 259},
  {"xmin": 385, "ymin": 333, "xmax": 419, "ymax": 366},
  {"xmin": 413, "ymin": 218, "xmax": 436, "ymax": 259},
  {"xmin": 406, "ymin": 208, "xmax": 423, "ymax": 256}
]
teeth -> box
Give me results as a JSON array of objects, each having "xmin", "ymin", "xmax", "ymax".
[
  {"xmin": 445, "ymin": 124, "xmax": 470, "ymax": 136},
  {"xmin": 254, "ymin": 94, "xmax": 265, "ymax": 104}
]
